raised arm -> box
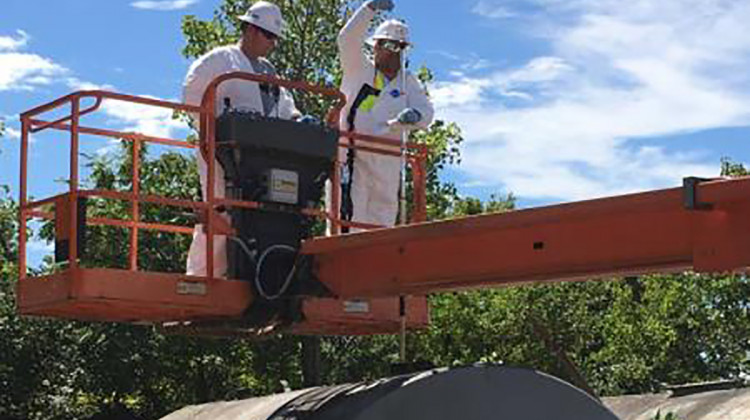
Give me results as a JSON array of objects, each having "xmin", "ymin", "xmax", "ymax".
[{"xmin": 338, "ymin": 1, "xmax": 392, "ymax": 74}]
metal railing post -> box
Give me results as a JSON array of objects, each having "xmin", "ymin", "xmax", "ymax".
[
  {"xmin": 18, "ymin": 117, "xmax": 30, "ymax": 279},
  {"xmin": 68, "ymin": 97, "xmax": 80, "ymax": 269},
  {"xmin": 129, "ymin": 138, "xmax": 141, "ymax": 271},
  {"xmin": 204, "ymin": 88, "xmax": 217, "ymax": 281}
]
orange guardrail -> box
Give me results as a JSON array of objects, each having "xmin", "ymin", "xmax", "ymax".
[{"xmin": 18, "ymin": 72, "xmax": 428, "ymax": 284}]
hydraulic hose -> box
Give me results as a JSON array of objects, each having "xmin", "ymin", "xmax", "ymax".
[
  {"xmin": 228, "ymin": 237, "xmax": 298, "ymax": 301},
  {"xmin": 254, "ymin": 244, "xmax": 298, "ymax": 300}
]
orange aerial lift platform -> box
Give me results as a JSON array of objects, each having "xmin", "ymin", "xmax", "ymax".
[{"xmin": 15, "ymin": 73, "xmax": 750, "ymax": 337}]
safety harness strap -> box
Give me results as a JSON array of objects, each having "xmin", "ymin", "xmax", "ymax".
[{"xmin": 341, "ymin": 73, "xmax": 386, "ymax": 230}]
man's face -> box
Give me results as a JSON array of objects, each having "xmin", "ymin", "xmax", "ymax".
[
  {"xmin": 374, "ymin": 39, "xmax": 406, "ymax": 74},
  {"xmin": 247, "ymin": 24, "xmax": 278, "ymax": 56}
]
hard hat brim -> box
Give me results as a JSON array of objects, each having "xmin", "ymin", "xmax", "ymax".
[
  {"xmin": 367, "ymin": 36, "xmax": 411, "ymax": 47},
  {"xmin": 238, "ymin": 17, "xmax": 285, "ymax": 38}
]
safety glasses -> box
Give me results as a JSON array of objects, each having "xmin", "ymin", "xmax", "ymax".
[{"xmin": 378, "ymin": 39, "xmax": 408, "ymax": 53}]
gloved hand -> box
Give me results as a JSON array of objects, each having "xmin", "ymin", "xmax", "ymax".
[
  {"xmin": 396, "ymin": 108, "xmax": 422, "ymax": 125},
  {"xmin": 367, "ymin": 0, "xmax": 394, "ymax": 12},
  {"xmin": 298, "ymin": 114, "xmax": 321, "ymax": 125}
]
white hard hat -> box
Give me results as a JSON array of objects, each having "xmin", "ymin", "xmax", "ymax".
[
  {"xmin": 238, "ymin": 1, "xmax": 285, "ymax": 38},
  {"xmin": 368, "ymin": 19, "xmax": 410, "ymax": 45}
]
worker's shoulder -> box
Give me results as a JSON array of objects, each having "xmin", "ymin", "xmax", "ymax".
[{"xmin": 189, "ymin": 44, "xmax": 241, "ymax": 70}]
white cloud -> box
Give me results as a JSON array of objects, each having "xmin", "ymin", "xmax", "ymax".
[
  {"xmin": 65, "ymin": 77, "xmax": 115, "ymax": 92},
  {"xmin": 0, "ymin": 52, "xmax": 68, "ymax": 91},
  {"xmin": 0, "ymin": 30, "xmax": 29, "ymax": 51},
  {"xmin": 131, "ymin": 0, "xmax": 199, "ymax": 10},
  {"xmin": 504, "ymin": 56, "xmax": 573, "ymax": 84},
  {"xmin": 0, "ymin": 30, "xmax": 70, "ymax": 92},
  {"xmin": 462, "ymin": 56, "xmax": 493, "ymax": 72},
  {"xmin": 430, "ymin": 50, "xmax": 494, "ymax": 73},
  {"xmin": 91, "ymin": 96, "xmax": 191, "ymax": 156},
  {"xmin": 438, "ymin": 0, "xmax": 750, "ymax": 202},
  {"xmin": 429, "ymin": 50, "xmax": 462, "ymax": 61},
  {"xmin": 432, "ymin": 76, "xmax": 491, "ymax": 108},
  {"xmin": 100, "ymin": 97, "xmax": 189, "ymax": 139},
  {"xmin": 431, "ymin": 56, "xmax": 571, "ymax": 107},
  {"xmin": 4, "ymin": 126, "xmax": 21, "ymax": 140},
  {"xmin": 0, "ymin": 29, "xmax": 185, "ymax": 141},
  {"xmin": 472, "ymin": 1, "xmax": 517, "ymax": 19},
  {"xmin": 2, "ymin": 115, "xmax": 21, "ymax": 142},
  {"xmin": 95, "ymin": 139, "xmax": 123, "ymax": 157}
]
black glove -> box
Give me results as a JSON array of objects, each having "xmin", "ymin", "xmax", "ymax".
[
  {"xmin": 396, "ymin": 108, "xmax": 422, "ymax": 125},
  {"xmin": 298, "ymin": 115, "xmax": 321, "ymax": 125},
  {"xmin": 367, "ymin": 0, "xmax": 394, "ymax": 12}
]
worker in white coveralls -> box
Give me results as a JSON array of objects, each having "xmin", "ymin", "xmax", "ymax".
[
  {"xmin": 183, "ymin": 1, "xmax": 300, "ymax": 277},
  {"xmin": 336, "ymin": 0, "xmax": 434, "ymax": 231}
]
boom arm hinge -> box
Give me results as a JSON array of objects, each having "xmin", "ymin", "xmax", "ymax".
[{"xmin": 683, "ymin": 177, "xmax": 714, "ymax": 211}]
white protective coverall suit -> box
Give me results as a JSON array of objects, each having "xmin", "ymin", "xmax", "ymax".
[
  {"xmin": 183, "ymin": 44, "xmax": 300, "ymax": 277},
  {"xmin": 337, "ymin": 4, "xmax": 434, "ymax": 229}
]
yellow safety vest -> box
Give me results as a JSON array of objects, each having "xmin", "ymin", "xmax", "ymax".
[{"xmin": 357, "ymin": 71, "xmax": 386, "ymax": 113}]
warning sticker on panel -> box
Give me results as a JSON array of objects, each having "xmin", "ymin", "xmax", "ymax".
[
  {"xmin": 177, "ymin": 281, "xmax": 207, "ymax": 296},
  {"xmin": 343, "ymin": 300, "xmax": 370, "ymax": 313}
]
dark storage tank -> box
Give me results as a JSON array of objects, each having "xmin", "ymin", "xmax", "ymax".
[{"xmin": 160, "ymin": 365, "xmax": 619, "ymax": 420}]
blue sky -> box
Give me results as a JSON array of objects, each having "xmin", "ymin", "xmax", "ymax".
[{"xmin": 2, "ymin": 0, "xmax": 750, "ymax": 263}]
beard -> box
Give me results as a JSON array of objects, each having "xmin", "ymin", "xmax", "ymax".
[{"xmin": 376, "ymin": 53, "xmax": 401, "ymax": 76}]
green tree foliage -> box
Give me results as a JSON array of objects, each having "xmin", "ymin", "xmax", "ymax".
[
  {"xmin": 3, "ymin": 146, "xmax": 298, "ymax": 419},
  {"xmin": 0, "ymin": 189, "xmax": 85, "ymax": 420},
  {"xmin": 3, "ymin": 0, "xmax": 750, "ymax": 417},
  {"xmin": 0, "ymin": 186, "xmax": 17, "ymax": 264},
  {"xmin": 409, "ymin": 274, "xmax": 750, "ymax": 396},
  {"xmin": 652, "ymin": 410, "xmax": 681, "ymax": 420},
  {"xmin": 720, "ymin": 157, "xmax": 749, "ymax": 177}
]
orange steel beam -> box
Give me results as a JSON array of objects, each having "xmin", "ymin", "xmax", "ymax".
[
  {"xmin": 303, "ymin": 177, "xmax": 750, "ymax": 299},
  {"xmin": 20, "ymin": 90, "xmax": 201, "ymax": 121},
  {"xmin": 28, "ymin": 209, "xmax": 194, "ymax": 235},
  {"xmin": 29, "ymin": 97, "xmax": 102, "ymax": 134},
  {"xmin": 79, "ymin": 190, "xmax": 206, "ymax": 210},
  {"xmin": 87, "ymin": 217, "xmax": 194, "ymax": 235},
  {"xmin": 28, "ymin": 119, "xmax": 195, "ymax": 149},
  {"xmin": 338, "ymin": 130, "xmax": 427, "ymax": 152}
]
